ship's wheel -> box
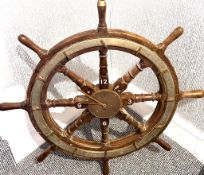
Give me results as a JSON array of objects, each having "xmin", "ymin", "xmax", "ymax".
[{"xmin": 0, "ymin": 1, "xmax": 204, "ymax": 175}]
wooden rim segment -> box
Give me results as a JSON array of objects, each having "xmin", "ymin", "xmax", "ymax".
[{"xmin": 27, "ymin": 29, "xmax": 179, "ymax": 159}]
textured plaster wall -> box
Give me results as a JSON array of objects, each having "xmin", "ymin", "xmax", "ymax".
[
  {"xmin": 0, "ymin": 0, "xmax": 204, "ymax": 135},
  {"xmin": 110, "ymin": 0, "xmax": 204, "ymax": 131}
]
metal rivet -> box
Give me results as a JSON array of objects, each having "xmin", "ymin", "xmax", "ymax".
[
  {"xmin": 37, "ymin": 76, "xmax": 46, "ymax": 83},
  {"xmin": 87, "ymin": 90, "xmax": 91, "ymax": 94},
  {"xmin": 103, "ymin": 121, "xmax": 107, "ymax": 126},
  {"xmin": 128, "ymin": 99, "xmax": 132, "ymax": 105},
  {"xmin": 77, "ymin": 103, "xmax": 82, "ymax": 108},
  {"xmin": 32, "ymin": 106, "xmax": 41, "ymax": 111}
]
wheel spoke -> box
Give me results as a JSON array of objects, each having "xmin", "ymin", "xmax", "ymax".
[
  {"xmin": 58, "ymin": 61, "xmax": 95, "ymax": 94},
  {"xmin": 116, "ymin": 108, "xmax": 146, "ymax": 133},
  {"xmin": 100, "ymin": 118, "xmax": 110, "ymax": 144},
  {"xmin": 46, "ymin": 95, "xmax": 84, "ymax": 108},
  {"xmin": 121, "ymin": 92, "xmax": 162, "ymax": 106},
  {"xmin": 46, "ymin": 98, "xmax": 75, "ymax": 108},
  {"xmin": 64, "ymin": 110, "xmax": 94, "ymax": 136},
  {"xmin": 99, "ymin": 46, "xmax": 109, "ymax": 89},
  {"xmin": 46, "ymin": 96, "xmax": 102, "ymax": 109},
  {"xmin": 113, "ymin": 59, "xmax": 150, "ymax": 93},
  {"xmin": 97, "ymin": 1, "xmax": 110, "ymax": 174}
]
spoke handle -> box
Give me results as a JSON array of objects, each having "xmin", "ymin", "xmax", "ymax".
[
  {"xmin": 180, "ymin": 90, "xmax": 204, "ymax": 99},
  {"xmin": 36, "ymin": 145, "xmax": 55, "ymax": 162},
  {"xmin": 18, "ymin": 34, "xmax": 47, "ymax": 59},
  {"xmin": 102, "ymin": 159, "xmax": 110, "ymax": 175},
  {"xmin": 158, "ymin": 27, "xmax": 184, "ymax": 51},
  {"xmin": 154, "ymin": 138, "xmax": 171, "ymax": 151},
  {"xmin": 97, "ymin": 0, "xmax": 107, "ymax": 32},
  {"xmin": 0, "ymin": 101, "xmax": 27, "ymax": 111}
]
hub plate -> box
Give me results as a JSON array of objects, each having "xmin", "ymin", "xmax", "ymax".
[{"xmin": 88, "ymin": 89, "xmax": 121, "ymax": 118}]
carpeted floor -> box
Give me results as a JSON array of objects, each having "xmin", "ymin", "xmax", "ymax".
[
  {"xmin": 0, "ymin": 137, "xmax": 17, "ymax": 175},
  {"xmin": 1, "ymin": 114, "xmax": 204, "ymax": 175},
  {"xmin": 14, "ymin": 136, "xmax": 204, "ymax": 175}
]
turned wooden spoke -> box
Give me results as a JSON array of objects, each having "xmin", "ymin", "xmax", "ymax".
[
  {"xmin": 121, "ymin": 92, "xmax": 162, "ymax": 106},
  {"xmin": 117, "ymin": 109, "xmax": 172, "ymax": 151},
  {"xmin": 100, "ymin": 118, "xmax": 110, "ymax": 144},
  {"xmin": 64, "ymin": 110, "xmax": 94, "ymax": 136},
  {"xmin": 98, "ymin": 1, "xmax": 110, "ymax": 174},
  {"xmin": 46, "ymin": 98, "xmax": 75, "ymax": 108},
  {"xmin": 99, "ymin": 46, "xmax": 109, "ymax": 89},
  {"xmin": 113, "ymin": 59, "xmax": 150, "ymax": 93},
  {"xmin": 46, "ymin": 95, "xmax": 95, "ymax": 109},
  {"xmin": 117, "ymin": 108, "xmax": 146, "ymax": 133},
  {"xmin": 100, "ymin": 118, "xmax": 110, "ymax": 175},
  {"xmin": 58, "ymin": 63, "xmax": 95, "ymax": 94}
]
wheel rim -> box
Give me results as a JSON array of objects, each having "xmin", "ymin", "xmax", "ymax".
[{"xmin": 27, "ymin": 29, "xmax": 179, "ymax": 159}]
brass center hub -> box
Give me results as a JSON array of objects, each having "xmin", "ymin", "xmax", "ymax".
[{"xmin": 88, "ymin": 89, "xmax": 121, "ymax": 118}]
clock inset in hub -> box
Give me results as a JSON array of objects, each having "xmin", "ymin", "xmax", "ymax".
[{"xmin": 88, "ymin": 90, "xmax": 121, "ymax": 118}]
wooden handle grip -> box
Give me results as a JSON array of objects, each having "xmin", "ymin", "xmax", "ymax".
[
  {"xmin": 180, "ymin": 90, "xmax": 204, "ymax": 99},
  {"xmin": 102, "ymin": 159, "xmax": 110, "ymax": 175},
  {"xmin": 158, "ymin": 27, "xmax": 184, "ymax": 51},
  {"xmin": 163, "ymin": 27, "xmax": 184, "ymax": 46},
  {"xmin": 18, "ymin": 34, "xmax": 47, "ymax": 59},
  {"xmin": 36, "ymin": 146, "xmax": 55, "ymax": 163},
  {"xmin": 97, "ymin": 0, "xmax": 107, "ymax": 32},
  {"xmin": 0, "ymin": 101, "xmax": 27, "ymax": 111},
  {"xmin": 154, "ymin": 138, "xmax": 171, "ymax": 151}
]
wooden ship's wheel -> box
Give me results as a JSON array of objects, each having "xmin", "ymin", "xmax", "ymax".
[{"xmin": 0, "ymin": 1, "xmax": 204, "ymax": 174}]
